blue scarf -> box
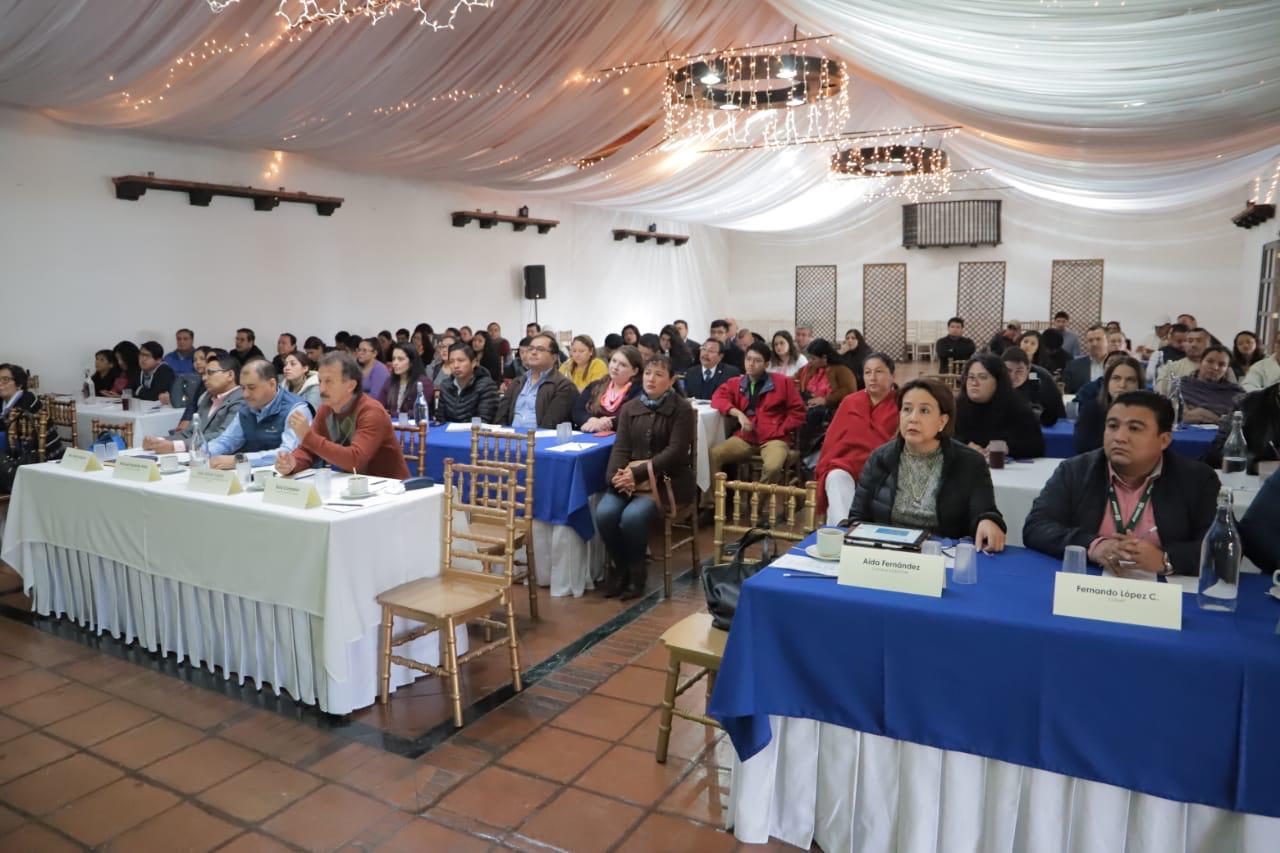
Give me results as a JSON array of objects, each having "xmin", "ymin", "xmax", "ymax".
[{"xmin": 640, "ymin": 389, "xmax": 671, "ymax": 410}]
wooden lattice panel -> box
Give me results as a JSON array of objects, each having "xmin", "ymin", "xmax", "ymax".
[
  {"xmin": 795, "ymin": 265, "xmax": 838, "ymax": 342},
  {"xmin": 863, "ymin": 263, "xmax": 907, "ymax": 358},
  {"xmin": 956, "ymin": 261, "xmax": 1006, "ymax": 349},
  {"xmin": 1050, "ymin": 259, "xmax": 1104, "ymax": 336}
]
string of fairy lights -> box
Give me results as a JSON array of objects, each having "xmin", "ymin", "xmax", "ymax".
[
  {"xmin": 205, "ymin": 0, "xmax": 494, "ymax": 33},
  {"xmin": 1251, "ymin": 157, "xmax": 1280, "ymax": 205}
]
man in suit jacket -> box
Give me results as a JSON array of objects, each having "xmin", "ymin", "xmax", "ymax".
[
  {"xmin": 1023, "ymin": 390, "xmax": 1219, "ymax": 576},
  {"xmin": 683, "ymin": 338, "xmax": 740, "ymax": 399},
  {"xmin": 1062, "ymin": 325, "xmax": 1109, "ymax": 393},
  {"xmin": 142, "ymin": 352, "xmax": 245, "ymax": 453}
]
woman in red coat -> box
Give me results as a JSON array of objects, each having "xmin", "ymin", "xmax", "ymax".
[{"xmin": 815, "ymin": 353, "xmax": 899, "ymax": 525}]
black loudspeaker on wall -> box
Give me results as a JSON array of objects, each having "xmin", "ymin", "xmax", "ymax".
[{"xmin": 523, "ymin": 264, "xmax": 546, "ymax": 300}]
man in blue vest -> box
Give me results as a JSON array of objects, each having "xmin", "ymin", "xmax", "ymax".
[{"xmin": 208, "ymin": 359, "xmax": 311, "ymax": 469}]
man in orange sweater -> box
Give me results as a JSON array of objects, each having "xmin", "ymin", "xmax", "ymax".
[{"xmin": 275, "ymin": 352, "xmax": 410, "ymax": 480}]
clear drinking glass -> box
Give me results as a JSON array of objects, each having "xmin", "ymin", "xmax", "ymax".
[
  {"xmin": 315, "ymin": 468, "xmax": 332, "ymax": 500},
  {"xmin": 1062, "ymin": 545, "xmax": 1087, "ymax": 573},
  {"xmin": 953, "ymin": 543, "xmax": 978, "ymax": 585}
]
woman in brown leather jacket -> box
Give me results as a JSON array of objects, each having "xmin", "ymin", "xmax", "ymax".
[{"xmin": 595, "ymin": 355, "xmax": 696, "ymax": 599}]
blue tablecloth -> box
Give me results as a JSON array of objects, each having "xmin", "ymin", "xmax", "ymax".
[
  {"xmin": 709, "ymin": 538, "xmax": 1280, "ymax": 818},
  {"xmin": 420, "ymin": 426, "xmax": 614, "ymax": 540},
  {"xmin": 1042, "ymin": 420, "xmax": 1216, "ymax": 459}
]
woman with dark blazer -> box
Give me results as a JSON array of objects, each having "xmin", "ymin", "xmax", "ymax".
[
  {"xmin": 954, "ymin": 354, "xmax": 1045, "ymax": 459},
  {"xmin": 848, "ymin": 378, "xmax": 1006, "ymax": 550},
  {"xmin": 1073, "ymin": 355, "xmax": 1144, "ymax": 454},
  {"xmin": 0, "ymin": 363, "xmax": 64, "ymax": 461},
  {"xmin": 596, "ymin": 355, "xmax": 696, "ymax": 599},
  {"xmin": 572, "ymin": 345, "xmax": 643, "ymax": 431}
]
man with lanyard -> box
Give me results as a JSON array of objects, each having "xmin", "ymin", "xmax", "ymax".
[
  {"xmin": 496, "ymin": 331, "xmax": 577, "ymax": 429},
  {"xmin": 705, "ymin": 341, "xmax": 806, "ymax": 503},
  {"xmin": 1023, "ymin": 390, "xmax": 1219, "ymax": 576}
]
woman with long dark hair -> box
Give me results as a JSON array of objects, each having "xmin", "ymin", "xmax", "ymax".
[
  {"xmin": 102, "ymin": 341, "xmax": 141, "ymax": 397},
  {"xmin": 92, "ymin": 349, "xmax": 122, "ymax": 395},
  {"xmin": 1073, "ymin": 355, "xmax": 1144, "ymax": 453},
  {"xmin": 954, "ymin": 354, "xmax": 1045, "ymax": 458},
  {"xmin": 382, "ymin": 342, "xmax": 434, "ymax": 418},
  {"xmin": 469, "ymin": 330, "xmax": 503, "ymax": 384},
  {"xmin": 839, "ymin": 328, "xmax": 871, "ymax": 375},
  {"xmin": 1036, "ymin": 329, "xmax": 1070, "ymax": 376},
  {"xmin": 769, "ymin": 330, "xmax": 807, "ymax": 378},
  {"xmin": 1232, "ymin": 330, "xmax": 1264, "ymax": 379},
  {"xmin": 659, "ymin": 324, "xmax": 694, "ymax": 373},
  {"xmin": 621, "ymin": 324, "xmax": 641, "ymax": 347}
]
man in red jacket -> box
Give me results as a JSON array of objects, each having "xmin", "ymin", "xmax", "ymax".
[
  {"xmin": 275, "ymin": 352, "xmax": 410, "ymax": 480},
  {"xmin": 707, "ymin": 341, "xmax": 806, "ymax": 495}
]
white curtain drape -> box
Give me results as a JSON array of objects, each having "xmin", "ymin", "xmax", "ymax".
[{"xmin": 0, "ymin": 0, "xmax": 1276, "ymax": 229}]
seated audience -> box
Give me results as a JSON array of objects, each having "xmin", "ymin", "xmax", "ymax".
[
  {"xmin": 91, "ymin": 349, "xmax": 121, "ymax": 395},
  {"xmin": 684, "ymin": 339, "xmax": 739, "ymax": 399},
  {"xmin": 470, "ymin": 330, "xmax": 503, "ymax": 384},
  {"xmin": 560, "ymin": 334, "xmax": 608, "ymax": 391},
  {"xmin": 1017, "ymin": 330, "xmax": 1045, "ymax": 367},
  {"xmin": 275, "ymin": 352, "xmax": 409, "ymax": 480},
  {"xmin": 171, "ymin": 346, "xmax": 212, "ymax": 419},
  {"xmin": 987, "ymin": 322, "xmax": 1022, "ymax": 355},
  {"xmin": 1242, "ymin": 337, "xmax": 1280, "ymax": 391},
  {"xmin": 847, "ymin": 378, "xmax": 1005, "ymax": 549},
  {"xmin": 1002, "ymin": 347, "xmax": 1066, "ymax": 426},
  {"xmin": 162, "ymin": 328, "xmax": 196, "ymax": 376},
  {"xmin": 1062, "ymin": 325, "xmax": 1109, "ymax": 393},
  {"xmin": 596, "ymin": 355, "xmax": 696, "ymax": 599},
  {"xmin": 710, "ymin": 319, "xmax": 743, "ymax": 372},
  {"xmin": 144, "ymin": 352, "xmax": 244, "ymax": 453},
  {"xmin": 437, "ymin": 343, "xmax": 500, "ymax": 423},
  {"xmin": 815, "ymin": 353, "xmax": 899, "ymax": 526},
  {"xmin": 430, "ymin": 334, "xmax": 456, "ymax": 388},
  {"xmin": 0, "ymin": 364, "xmax": 63, "ymax": 460},
  {"xmin": 334, "ymin": 331, "xmax": 353, "ymax": 352},
  {"xmin": 502, "ymin": 336, "xmax": 533, "ymax": 383},
  {"xmin": 354, "ymin": 337, "xmax": 391, "ymax": 401},
  {"xmin": 135, "ymin": 341, "xmax": 176, "ymax": 403},
  {"xmin": 601, "ymin": 333, "xmax": 624, "ymax": 363},
  {"xmin": 499, "ymin": 335, "xmax": 578, "ymax": 430},
  {"xmin": 955, "ymin": 354, "xmax": 1046, "ymax": 458},
  {"xmin": 838, "ymin": 328, "xmax": 870, "ymax": 376},
  {"xmin": 1232, "ymin": 330, "xmax": 1263, "ymax": 379},
  {"xmin": 707, "ymin": 341, "xmax": 806, "ymax": 490},
  {"xmin": 1073, "ymin": 354, "xmax": 1144, "ymax": 453},
  {"xmin": 102, "ymin": 341, "xmax": 141, "ymax": 397},
  {"xmin": 395, "ymin": 328, "xmax": 411, "ymax": 343},
  {"xmin": 621, "ymin": 324, "xmax": 641, "ymax": 347},
  {"xmin": 1155, "ymin": 327, "xmax": 1234, "ymax": 395},
  {"xmin": 1180, "ymin": 345, "xmax": 1246, "ymax": 424},
  {"xmin": 636, "ymin": 333, "xmax": 662, "ymax": 363},
  {"xmin": 411, "ymin": 323, "xmax": 433, "ymax": 359},
  {"xmin": 234, "ymin": 327, "xmax": 266, "ymax": 363},
  {"xmin": 206, "ymin": 360, "xmax": 311, "ymax": 469},
  {"xmin": 1024, "ymin": 391, "xmax": 1219, "ymax": 575},
  {"xmin": 1051, "ymin": 310, "xmax": 1082, "ymax": 358},
  {"xmin": 794, "ymin": 323, "xmax": 814, "ymax": 352},
  {"xmin": 660, "ymin": 324, "xmax": 695, "ymax": 374},
  {"xmin": 303, "ymin": 336, "xmax": 327, "ymax": 364},
  {"xmin": 526, "ymin": 321, "xmax": 541, "ymax": 338},
  {"xmin": 281, "ymin": 351, "xmax": 321, "ymax": 412},
  {"xmin": 377, "ymin": 330, "xmax": 395, "ymax": 362},
  {"xmin": 936, "ymin": 317, "xmax": 976, "ymax": 374},
  {"xmin": 794, "ymin": 338, "xmax": 857, "ymax": 451},
  {"xmin": 1037, "ymin": 329, "xmax": 1070, "ymax": 376},
  {"xmin": 1239, "ymin": 468, "xmax": 1280, "ymax": 573},
  {"xmin": 486, "ymin": 322, "xmax": 511, "ymax": 362},
  {"xmin": 273, "ymin": 333, "xmax": 298, "ymax": 374},
  {"xmin": 1204, "ymin": 382, "xmax": 1280, "ymax": 472},
  {"xmin": 382, "ymin": 342, "xmax": 434, "ymax": 419},
  {"xmin": 1106, "ymin": 328, "xmax": 1129, "ymax": 354},
  {"xmin": 674, "ymin": 319, "xmax": 700, "ymax": 363},
  {"xmin": 574, "ymin": 345, "xmax": 643, "ymax": 432},
  {"xmin": 1136, "ymin": 318, "xmax": 1171, "ymax": 361},
  {"xmin": 1155, "ymin": 322, "xmax": 1189, "ymax": 367},
  {"xmin": 768, "ymin": 330, "xmax": 808, "ymax": 378}
]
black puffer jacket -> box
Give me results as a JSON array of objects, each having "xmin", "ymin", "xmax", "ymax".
[{"xmin": 846, "ymin": 438, "xmax": 1005, "ymax": 538}]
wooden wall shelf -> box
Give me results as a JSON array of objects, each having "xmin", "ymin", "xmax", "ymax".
[
  {"xmin": 451, "ymin": 209, "xmax": 559, "ymax": 234},
  {"xmin": 1233, "ymin": 202, "xmax": 1275, "ymax": 229},
  {"xmin": 112, "ymin": 175, "xmax": 343, "ymax": 215},
  {"xmin": 612, "ymin": 228, "xmax": 689, "ymax": 246}
]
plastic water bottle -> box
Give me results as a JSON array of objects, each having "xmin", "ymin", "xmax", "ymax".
[
  {"xmin": 82, "ymin": 369, "xmax": 94, "ymax": 401},
  {"xmin": 1197, "ymin": 488, "xmax": 1241, "ymax": 612},
  {"xmin": 413, "ymin": 384, "xmax": 428, "ymax": 425},
  {"xmin": 189, "ymin": 413, "xmax": 209, "ymax": 469},
  {"xmin": 1149, "ymin": 349, "xmax": 1163, "ymax": 389},
  {"xmin": 1220, "ymin": 411, "xmax": 1248, "ymax": 488},
  {"xmin": 1169, "ymin": 376, "xmax": 1184, "ymax": 430}
]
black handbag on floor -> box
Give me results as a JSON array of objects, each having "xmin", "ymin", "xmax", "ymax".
[{"xmin": 702, "ymin": 526, "xmax": 777, "ymax": 631}]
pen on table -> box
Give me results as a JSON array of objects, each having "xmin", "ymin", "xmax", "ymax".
[
  {"xmin": 325, "ymin": 502, "xmax": 363, "ymax": 508},
  {"xmin": 292, "ymin": 469, "xmax": 316, "ymax": 479},
  {"xmin": 783, "ymin": 572, "xmax": 836, "ymax": 579}
]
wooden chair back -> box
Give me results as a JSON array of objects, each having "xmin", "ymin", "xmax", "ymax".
[
  {"xmin": 42, "ymin": 396, "xmax": 77, "ymax": 449},
  {"xmin": 9, "ymin": 410, "xmax": 49, "ymax": 461},
  {"xmin": 442, "ymin": 459, "xmax": 519, "ymax": 588},
  {"xmin": 393, "ymin": 421, "xmax": 428, "ymax": 476},
  {"xmin": 712, "ymin": 472, "xmax": 817, "ymax": 564},
  {"xmin": 90, "ymin": 418, "xmax": 133, "ymax": 449},
  {"xmin": 468, "ymin": 425, "xmax": 535, "ymax": 518}
]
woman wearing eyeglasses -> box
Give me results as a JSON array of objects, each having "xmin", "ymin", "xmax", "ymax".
[
  {"xmin": 0, "ymin": 363, "xmax": 64, "ymax": 464},
  {"xmin": 954, "ymin": 354, "xmax": 1045, "ymax": 459}
]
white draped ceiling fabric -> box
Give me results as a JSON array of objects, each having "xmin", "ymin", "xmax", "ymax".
[{"xmin": 1, "ymin": 0, "xmax": 1277, "ymax": 232}]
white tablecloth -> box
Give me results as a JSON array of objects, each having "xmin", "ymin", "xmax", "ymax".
[
  {"xmin": 730, "ymin": 716, "xmax": 1280, "ymax": 852},
  {"xmin": 76, "ymin": 400, "xmax": 184, "ymax": 449},
  {"xmin": 1, "ymin": 461, "xmax": 468, "ymax": 714},
  {"xmin": 693, "ymin": 403, "xmax": 727, "ymax": 492}
]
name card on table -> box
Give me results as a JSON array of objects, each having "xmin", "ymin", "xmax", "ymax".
[
  {"xmin": 837, "ymin": 545, "xmax": 944, "ymax": 598},
  {"xmin": 60, "ymin": 448, "xmax": 103, "ymax": 473},
  {"xmin": 187, "ymin": 467, "xmax": 243, "ymax": 496},
  {"xmin": 1052, "ymin": 573, "xmax": 1182, "ymax": 631},
  {"xmin": 263, "ymin": 476, "xmax": 322, "ymax": 510},
  {"xmin": 112, "ymin": 456, "xmax": 161, "ymax": 483}
]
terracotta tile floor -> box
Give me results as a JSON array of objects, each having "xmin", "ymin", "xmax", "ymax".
[{"xmin": 0, "ymin": 520, "xmax": 822, "ymax": 850}]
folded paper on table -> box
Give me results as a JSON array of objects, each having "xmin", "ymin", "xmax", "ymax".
[
  {"xmin": 60, "ymin": 448, "xmax": 103, "ymax": 472},
  {"xmin": 543, "ymin": 441, "xmax": 597, "ymax": 453},
  {"xmin": 187, "ymin": 467, "xmax": 244, "ymax": 496},
  {"xmin": 772, "ymin": 553, "xmax": 840, "ymax": 577}
]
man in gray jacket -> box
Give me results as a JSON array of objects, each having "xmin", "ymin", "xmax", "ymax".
[{"xmin": 142, "ymin": 352, "xmax": 245, "ymax": 453}]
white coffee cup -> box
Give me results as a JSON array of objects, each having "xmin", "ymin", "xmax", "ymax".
[
  {"xmin": 816, "ymin": 527, "xmax": 843, "ymax": 558},
  {"xmin": 347, "ymin": 475, "xmax": 370, "ymax": 497},
  {"xmin": 1272, "ymin": 569, "xmax": 1280, "ymax": 588},
  {"xmin": 158, "ymin": 454, "xmax": 180, "ymax": 472}
]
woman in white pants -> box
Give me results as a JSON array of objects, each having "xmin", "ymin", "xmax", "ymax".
[{"xmin": 814, "ymin": 353, "xmax": 900, "ymax": 526}]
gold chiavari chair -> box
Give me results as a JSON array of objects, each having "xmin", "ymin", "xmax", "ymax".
[
  {"xmin": 375, "ymin": 460, "xmax": 522, "ymax": 727},
  {"xmin": 660, "ymin": 426, "xmax": 699, "ymax": 599},
  {"xmin": 8, "ymin": 410, "xmax": 48, "ymax": 462},
  {"xmin": 42, "ymin": 396, "xmax": 77, "ymax": 449},
  {"xmin": 392, "ymin": 421, "xmax": 428, "ymax": 477},
  {"xmin": 89, "ymin": 418, "xmax": 133, "ymax": 449},
  {"xmin": 468, "ymin": 425, "xmax": 539, "ymax": 620},
  {"xmin": 711, "ymin": 472, "xmax": 817, "ymax": 565},
  {"xmin": 654, "ymin": 611, "xmax": 726, "ymax": 763}
]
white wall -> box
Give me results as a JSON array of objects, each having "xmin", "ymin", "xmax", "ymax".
[
  {"xmin": 726, "ymin": 189, "xmax": 1258, "ymax": 346},
  {"xmin": 0, "ymin": 106, "xmax": 730, "ymax": 392}
]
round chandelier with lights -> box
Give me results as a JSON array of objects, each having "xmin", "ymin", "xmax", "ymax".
[{"xmin": 831, "ymin": 144, "xmax": 948, "ymax": 177}]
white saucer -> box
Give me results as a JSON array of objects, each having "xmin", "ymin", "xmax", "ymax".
[
  {"xmin": 1267, "ymin": 586, "xmax": 1280, "ymax": 601},
  {"xmin": 339, "ymin": 490, "xmax": 373, "ymax": 501},
  {"xmin": 804, "ymin": 544, "xmax": 841, "ymax": 562},
  {"xmin": 158, "ymin": 467, "xmax": 185, "ymax": 476}
]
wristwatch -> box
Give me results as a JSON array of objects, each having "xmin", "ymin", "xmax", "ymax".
[{"xmin": 1160, "ymin": 552, "xmax": 1174, "ymax": 576}]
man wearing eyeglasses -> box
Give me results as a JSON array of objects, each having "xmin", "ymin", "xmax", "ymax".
[
  {"xmin": 143, "ymin": 352, "xmax": 245, "ymax": 453},
  {"xmin": 497, "ymin": 332, "xmax": 578, "ymax": 430}
]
